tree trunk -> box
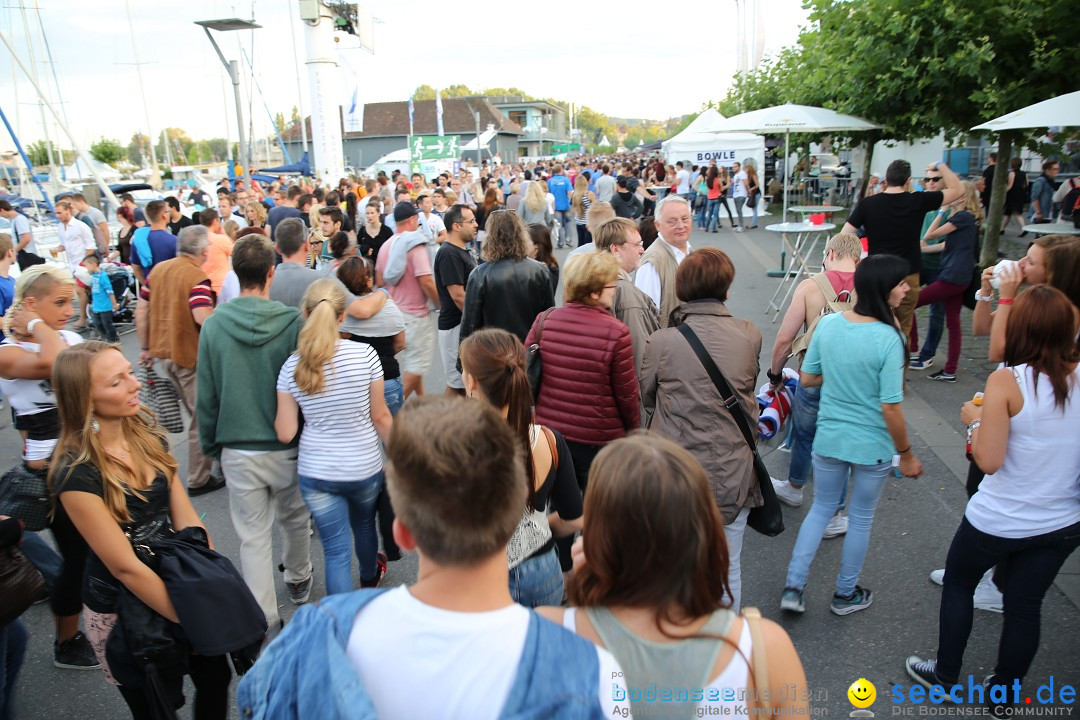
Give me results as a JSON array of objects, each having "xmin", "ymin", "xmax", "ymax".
[
  {"xmin": 857, "ymin": 130, "xmax": 880, "ymax": 202},
  {"xmin": 980, "ymin": 132, "xmax": 1014, "ymax": 268}
]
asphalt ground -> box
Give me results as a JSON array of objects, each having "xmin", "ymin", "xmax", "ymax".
[{"xmin": 9, "ymin": 217, "xmax": 1077, "ymax": 719}]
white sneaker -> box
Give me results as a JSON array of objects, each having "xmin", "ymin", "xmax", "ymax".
[
  {"xmin": 973, "ymin": 573, "xmax": 1003, "ymax": 613},
  {"xmin": 771, "ymin": 478, "xmax": 804, "ymax": 507},
  {"xmin": 929, "ymin": 568, "xmax": 946, "ymax": 586},
  {"xmin": 823, "ymin": 513, "xmax": 848, "ymax": 539}
]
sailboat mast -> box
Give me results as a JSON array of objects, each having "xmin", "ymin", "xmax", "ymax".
[
  {"xmin": 124, "ymin": 0, "xmax": 162, "ymax": 188},
  {"xmin": 18, "ymin": 4, "xmax": 58, "ymax": 186}
]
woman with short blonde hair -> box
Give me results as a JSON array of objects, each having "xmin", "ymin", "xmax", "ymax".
[{"xmin": 563, "ymin": 251, "xmax": 619, "ymax": 305}]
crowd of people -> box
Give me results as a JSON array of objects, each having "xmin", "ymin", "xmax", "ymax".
[{"xmin": 0, "ymin": 150, "xmax": 1076, "ymax": 720}]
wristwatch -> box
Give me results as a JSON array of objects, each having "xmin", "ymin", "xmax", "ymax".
[
  {"xmin": 767, "ymin": 369, "xmax": 785, "ymax": 386},
  {"xmin": 26, "ymin": 319, "xmax": 42, "ymax": 335}
]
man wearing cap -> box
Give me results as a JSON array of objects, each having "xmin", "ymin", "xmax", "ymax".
[{"xmin": 376, "ymin": 201, "xmax": 440, "ymax": 400}]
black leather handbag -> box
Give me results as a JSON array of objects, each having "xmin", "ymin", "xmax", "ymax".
[
  {"xmin": 0, "ymin": 463, "xmax": 51, "ymax": 532},
  {"xmin": 0, "ymin": 545, "xmax": 46, "ymax": 626},
  {"xmin": 526, "ymin": 309, "xmax": 554, "ymax": 402},
  {"xmin": 677, "ymin": 324, "xmax": 784, "ymax": 537}
]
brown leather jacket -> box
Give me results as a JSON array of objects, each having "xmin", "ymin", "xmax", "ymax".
[{"xmin": 639, "ymin": 300, "xmax": 763, "ymax": 522}]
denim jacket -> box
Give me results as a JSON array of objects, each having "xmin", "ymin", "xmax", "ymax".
[{"xmin": 237, "ymin": 588, "xmax": 606, "ymax": 720}]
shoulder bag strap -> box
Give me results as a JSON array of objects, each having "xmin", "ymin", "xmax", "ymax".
[
  {"xmin": 535, "ymin": 307, "xmax": 554, "ymax": 344},
  {"xmin": 541, "ymin": 426, "xmax": 558, "ymax": 472},
  {"xmin": 676, "ymin": 323, "xmax": 757, "ymax": 449},
  {"xmin": 741, "ymin": 607, "xmax": 772, "ymax": 712}
]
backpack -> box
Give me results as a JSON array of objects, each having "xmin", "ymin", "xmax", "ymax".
[{"xmin": 789, "ymin": 272, "xmax": 857, "ymax": 359}]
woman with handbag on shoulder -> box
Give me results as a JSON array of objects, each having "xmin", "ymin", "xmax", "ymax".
[
  {"xmin": 780, "ymin": 255, "xmax": 923, "ymax": 618},
  {"xmin": 0, "ymin": 513, "xmax": 41, "ymax": 717},
  {"xmin": 639, "ymin": 248, "xmax": 763, "ymax": 611},
  {"xmin": 0, "ymin": 265, "xmax": 98, "ymax": 671},
  {"xmin": 50, "ymin": 341, "xmax": 232, "ymax": 719}
]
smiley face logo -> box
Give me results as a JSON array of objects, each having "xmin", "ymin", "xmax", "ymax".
[{"xmin": 848, "ymin": 678, "xmax": 876, "ymax": 708}]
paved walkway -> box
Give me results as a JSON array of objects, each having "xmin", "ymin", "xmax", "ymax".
[{"xmin": 9, "ymin": 222, "xmax": 1076, "ymax": 718}]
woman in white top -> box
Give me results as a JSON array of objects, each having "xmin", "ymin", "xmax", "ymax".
[
  {"xmin": 539, "ymin": 433, "xmax": 807, "ymax": 719},
  {"xmin": 0, "ymin": 265, "xmax": 99, "ymax": 668},
  {"xmin": 907, "ymin": 285, "xmax": 1080, "ymax": 711},
  {"xmin": 276, "ymin": 279, "xmax": 393, "ymax": 593}
]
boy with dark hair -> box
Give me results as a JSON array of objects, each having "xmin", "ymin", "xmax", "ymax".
[{"xmin": 238, "ymin": 397, "xmax": 624, "ymax": 719}]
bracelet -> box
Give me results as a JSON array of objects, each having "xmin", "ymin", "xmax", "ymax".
[
  {"xmin": 974, "ymin": 291, "xmax": 992, "ymax": 303},
  {"xmin": 968, "ymin": 419, "xmax": 981, "ymax": 432},
  {"xmin": 997, "ymin": 298, "xmax": 1013, "ymax": 306},
  {"xmin": 379, "ymin": 287, "xmax": 390, "ymax": 297},
  {"xmin": 896, "ymin": 445, "xmax": 911, "ymax": 455},
  {"xmin": 26, "ymin": 319, "xmax": 42, "ymax": 334}
]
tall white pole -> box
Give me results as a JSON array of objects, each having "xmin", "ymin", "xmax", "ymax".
[
  {"xmin": 302, "ymin": 2, "xmax": 344, "ymax": 183},
  {"xmin": 19, "ymin": 5, "xmax": 58, "ymax": 185},
  {"xmin": 124, "ymin": 0, "xmax": 162, "ymax": 188},
  {"xmin": 287, "ymin": 0, "xmax": 309, "ymax": 154}
]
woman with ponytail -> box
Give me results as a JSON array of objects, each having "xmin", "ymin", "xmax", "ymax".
[
  {"xmin": 0, "ymin": 264, "xmax": 100, "ymax": 669},
  {"xmin": 781, "ymin": 254, "xmax": 923, "ymax": 617},
  {"xmin": 275, "ymin": 278, "xmax": 393, "ymax": 592},
  {"xmin": 460, "ymin": 328, "xmax": 583, "ymax": 607}
]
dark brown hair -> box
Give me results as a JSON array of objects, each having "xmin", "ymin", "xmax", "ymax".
[
  {"xmin": 336, "ymin": 256, "xmax": 371, "ymax": 296},
  {"xmin": 676, "ymin": 247, "xmax": 735, "ymax": 302},
  {"xmin": 568, "ymin": 432, "xmax": 733, "ymax": 621},
  {"xmin": 1040, "ymin": 236, "xmax": 1080, "ymax": 311},
  {"xmin": 1004, "ymin": 285, "xmax": 1079, "ymax": 410},
  {"xmin": 232, "ymin": 234, "xmax": 276, "ymax": 290},
  {"xmin": 386, "ymin": 396, "xmax": 526, "ymax": 566},
  {"xmin": 459, "ymin": 329, "xmax": 537, "ymax": 506},
  {"xmin": 527, "ymin": 223, "xmax": 558, "ymax": 270}
]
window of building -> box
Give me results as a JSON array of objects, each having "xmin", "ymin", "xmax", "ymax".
[{"xmin": 507, "ymin": 110, "xmax": 527, "ymax": 128}]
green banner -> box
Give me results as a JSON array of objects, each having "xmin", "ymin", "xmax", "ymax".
[
  {"xmin": 410, "ymin": 135, "xmax": 461, "ymax": 160},
  {"xmin": 551, "ymin": 143, "xmax": 582, "ymax": 154}
]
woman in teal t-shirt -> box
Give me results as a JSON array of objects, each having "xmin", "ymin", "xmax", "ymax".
[{"xmin": 781, "ymin": 254, "xmax": 925, "ymax": 617}]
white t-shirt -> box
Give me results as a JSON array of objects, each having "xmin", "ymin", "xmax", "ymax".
[
  {"xmin": 676, "ymin": 169, "xmax": 691, "ymax": 195},
  {"xmin": 418, "ymin": 211, "xmax": 446, "ymax": 243},
  {"xmin": 56, "ymin": 219, "xmax": 94, "ymax": 272},
  {"xmin": 731, "ymin": 170, "xmax": 749, "ymax": 198},
  {"xmin": 347, "ymin": 586, "xmax": 625, "ymax": 719},
  {"xmin": 276, "ymin": 340, "xmax": 384, "ymax": 480},
  {"xmin": 965, "ymin": 364, "xmax": 1080, "ymax": 538}
]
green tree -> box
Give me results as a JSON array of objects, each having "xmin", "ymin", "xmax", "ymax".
[
  {"xmin": 127, "ymin": 133, "xmax": 150, "ymax": 165},
  {"xmin": 89, "ymin": 137, "xmax": 124, "ymax": 165},
  {"xmin": 206, "ymin": 138, "xmax": 229, "ymax": 162},
  {"xmin": 26, "ymin": 140, "xmax": 57, "ymax": 166},
  {"xmin": 274, "ymin": 112, "xmax": 286, "ymax": 133},
  {"xmin": 290, "ymin": 106, "xmax": 301, "ymax": 125}
]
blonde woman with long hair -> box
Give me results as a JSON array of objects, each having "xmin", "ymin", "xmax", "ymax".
[
  {"xmin": 570, "ymin": 174, "xmax": 598, "ymax": 247},
  {"xmin": 50, "ymin": 341, "xmax": 231, "ymax": 715},
  {"xmin": 274, "ymin": 278, "xmax": 393, "ymax": 592},
  {"xmin": 518, "ymin": 179, "xmax": 552, "ymax": 230},
  {"xmin": 916, "ymin": 181, "xmax": 984, "ymax": 381},
  {"xmin": 0, "ymin": 264, "xmax": 100, "ymax": 669}
]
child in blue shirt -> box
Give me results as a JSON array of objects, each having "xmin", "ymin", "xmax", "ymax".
[
  {"xmin": 0, "ymin": 233, "xmax": 15, "ymax": 314},
  {"xmin": 84, "ymin": 253, "xmax": 118, "ymax": 342}
]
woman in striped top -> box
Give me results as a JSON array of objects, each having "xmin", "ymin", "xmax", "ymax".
[
  {"xmin": 571, "ymin": 174, "xmax": 598, "ymax": 248},
  {"xmin": 275, "ymin": 278, "xmax": 393, "ymax": 592}
]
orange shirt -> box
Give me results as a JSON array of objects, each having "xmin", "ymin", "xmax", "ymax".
[{"xmin": 201, "ymin": 232, "xmax": 234, "ymax": 295}]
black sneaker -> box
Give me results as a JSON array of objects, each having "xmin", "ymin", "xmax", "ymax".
[
  {"xmin": 360, "ymin": 552, "xmax": 388, "ymax": 589},
  {"xmin": 928, "ymin": 370, "xmax": 957, "ymax": 383},
  {"xmin": 189, "ymin": 474, "xmax": 226, "ymax": 497},
  {"xmin": 905, "ymin": 656, "xmax": 955, "ymax": 697},
  {"xmin": 286, "ymin": 574, "xmax": 313, "ymax": 605},
  {"xmin": 54, "ymin": 631, "xmax": 101, "ymax": 670},
  {"xmin": 983, "ymin": 674, "xmax": 1011, "ymax": 718}
]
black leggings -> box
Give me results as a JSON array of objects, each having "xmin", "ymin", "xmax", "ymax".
[
  {"xmin": 117, "ymin": 654, "xmax": 231, "ymax": 720},
  {"xmin": 49, "ymin": 509, "xmax": 89, "ymax": 618}
]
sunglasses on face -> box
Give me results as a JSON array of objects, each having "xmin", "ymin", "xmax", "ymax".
[{"xmin": 923, "ymin": 177, "xmax": 942, "ymax": 183}]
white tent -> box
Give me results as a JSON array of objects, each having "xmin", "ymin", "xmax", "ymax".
[
  {"xmin": 661, "ymin": 109, "xmax": 765, "ymax": 174},
  {"xmin": 63, "ymin": 156, "xmax": 121, "ymax": 182},
  {"xmin": 972, "ymin": 90, "xmax": 1080, "ymax": 131},
  {"xmin": 598, "ymin": 134, "xmax": 612, "ymax": 148}
]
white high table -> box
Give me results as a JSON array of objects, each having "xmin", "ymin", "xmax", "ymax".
[
  {"xmin": 1020, "ymin": 222, "xmax": 1080, "ymax": 236},
  {"xmin": 764, "ymin": 222, "xmax": 836, "ymax": 320},
  {"xmin": 788, "ymin": 204, "xmax": 844, "ymax": 220}
]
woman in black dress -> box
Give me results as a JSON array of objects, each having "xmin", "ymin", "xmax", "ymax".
[{"xmin": 1004, "ymin": 156, "xmax": 1029, "ymax": 236}]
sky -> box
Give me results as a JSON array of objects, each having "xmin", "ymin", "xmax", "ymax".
[{"xmin": 0, "ymin": 0, "xmax": 811, "ymax": 156}]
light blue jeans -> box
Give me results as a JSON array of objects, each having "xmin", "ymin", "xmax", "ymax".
[
  {"xmin": 787, "ymin": 384, "xmax": 820, "ymax": 488},
  {"xmin": 509, "ymin": 546, "xmax": 564, "ymax": 608},
  {"xmin": 299, "ymin": 471, "xmax": 383, "ymax": 594},
  {"xmin": 384, "ymin": 377, "xmax": 404, "ymax": 417},
  {"xmin": 785, "ymin": 453, "xmax": 890, "ymax": 596}
]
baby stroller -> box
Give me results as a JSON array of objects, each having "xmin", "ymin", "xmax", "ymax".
[{"xmin": 73, "ymin": 261, "xmax": 137, "ymax": 334}]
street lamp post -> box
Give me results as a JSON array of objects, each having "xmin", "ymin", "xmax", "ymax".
[{"xmin": 195, "ymin": 18, "xmax": 261, "ymax": 193}]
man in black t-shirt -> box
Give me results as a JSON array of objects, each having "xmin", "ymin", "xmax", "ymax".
[
  {"xmin": 842, "ymin": 159, "xmax": 963, "ymax": 340},
  {"xmin": 433, "ymin": 205, "xmax": 478, "ymax": 396},
  {"xmin": 165, "ymin": 196, "xmax": 194, "ymax": 236}
]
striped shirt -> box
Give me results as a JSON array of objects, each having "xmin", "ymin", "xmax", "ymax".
[
  {"xmin": 139, "ymin": 277, "xmax": 213, "ymax": 309},
  {"xmin": 276, "ymin": 341, "xmax": 384, "ymax": 481}
]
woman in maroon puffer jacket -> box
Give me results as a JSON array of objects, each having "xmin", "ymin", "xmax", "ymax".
[{"xmin": 526, "ymin": 250, "xmax": 640, "ymax": 494}]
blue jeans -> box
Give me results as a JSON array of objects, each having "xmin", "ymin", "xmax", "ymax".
[
  {"xmin": 914, "ymin": 267, "xmax": 945, "ymax": 361},
  {"xmin": 299, "ymin": 472, "xmax": 383, "ymax": 594},
  {"xmin": 787, "ymin": 384, "xmax": 820, "ymax": 488},
  {"xmin": 0, "ymin": 620, "xmax": 27, "ymax": 719},
  {"xmin": 936, "ymin": 517, "xmax": 1080, "ymax": 684},
  {"xmin": 554, "ymin": 209, "xmax": 572, "ymax": 247},
  {"xmin": 509, "ymin": 546, "xmax": 564, "ymax": 608},
  {"xmin": 383, "ymin": 377, "xmax": 404, "ymax": 417},
  {"xmin": 695, "ymin": 196, "xmax": 708, "ymax": 227},
  {"xmin": 785, "ymin": 453, "xmax": 891, "ymax": 596},
  {"xmin": 705, "ymin": 199, "xmax": 721, "ymax": 231},
  {"xmin": 21, "ymin": 531, "xmax": 62, "ymax": 597}
]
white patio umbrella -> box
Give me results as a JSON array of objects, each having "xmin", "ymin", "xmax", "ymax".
[
  {"xmin": 971, "ymin": 90, "xmax": 1080, "ymax": 131},
  {"xmin": 713, "ymin": 103, "xmax": 880, "ymax": 222}
]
